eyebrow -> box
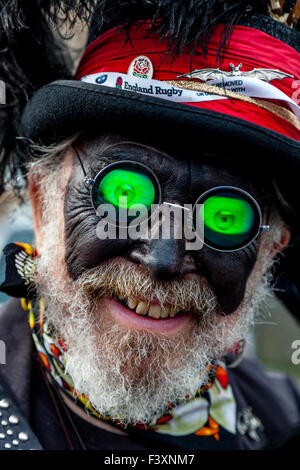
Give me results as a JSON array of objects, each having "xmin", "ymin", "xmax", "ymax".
[{"xmin": 80, "ymin": 141, "xmax": 176, "ymax": 176}]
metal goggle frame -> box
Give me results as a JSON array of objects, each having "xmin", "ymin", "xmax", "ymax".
[{"xmin": 75, "ymin": 149, "xmax": 270, "ymax": 252}]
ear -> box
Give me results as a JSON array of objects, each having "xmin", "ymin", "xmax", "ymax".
[
  {"xmin": 28, "ymin": 171, "xmax": 44, "ymax": 251},
  {"xmin": 269, "ymin": 224, "xmax": 291, "ymax": 258}
]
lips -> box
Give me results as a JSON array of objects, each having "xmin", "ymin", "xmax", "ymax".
[{"xmin": 104, "ymin": 297, "xmax": 192, "ymax": 333}]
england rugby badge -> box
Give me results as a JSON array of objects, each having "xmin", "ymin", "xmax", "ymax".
[{"xmin": 128, "ymin": 56, "xmax": 153, "ymax": 79}]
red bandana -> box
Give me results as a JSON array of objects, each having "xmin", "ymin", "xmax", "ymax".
[{"xmin": 75, "ymin": 22, "xmax": 300, "ymax": 141}]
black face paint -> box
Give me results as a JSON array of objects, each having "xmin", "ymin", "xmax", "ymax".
[{"xmin": 64, "ymin": 136, "xmax": 270, "ymax": 315}]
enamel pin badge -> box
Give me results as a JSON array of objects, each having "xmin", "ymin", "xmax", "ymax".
[
  {"xmin": 178, "ymin": 63, "xmax": 294, "ymax": 82},
  {"xmin": 128, "ymin": 56, "xmax": 154, "ymax": 79}
]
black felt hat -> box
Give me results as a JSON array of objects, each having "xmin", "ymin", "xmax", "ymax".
[{"xmin": 19, "ymin": 4, "xmax": 299, "ymax": 219}]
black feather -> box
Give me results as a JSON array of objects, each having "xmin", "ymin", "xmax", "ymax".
[
  {"xmin": 0, "ymin": 1, "xmax": 95, "ymax": 196},
  {"xmin": 88, "ymin": 1, "xmax": 270, "ymax": 53}
]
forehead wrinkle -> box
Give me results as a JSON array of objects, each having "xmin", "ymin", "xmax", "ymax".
[
  {"xmin": 81, "ymin": 141, "xmax": 178, "ymax": 178},
  {"xmin": 190, "ymin": 160, "xmax": 267, "ymax": 204},
  {"xmin": 79, "ymin": 133, "xmax": 179, "ymax": 161}
]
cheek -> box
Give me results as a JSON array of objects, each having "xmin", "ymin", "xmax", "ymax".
[
  {"xmin": 195, "ymin": 243, "xmax": 259, "ymax": 315},
  {"xmin": 38, "ymin": 168, "xmax": 72, "ymax": 265},
  {"xmin": 66, "ymin": 221, "xmax": 130, "ymax": 279}
]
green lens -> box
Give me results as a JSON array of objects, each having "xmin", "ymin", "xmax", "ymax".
[
  {"xmin": 203, "ymin": 196, "xmax": 253, "ymax": 234},
  {"xmin": 197, "ymin": 191, "xmax": 257, "ymax": 249},
  {"xmin": 96, "ymin": 168, "xmax": 155, "ymax": 215}
]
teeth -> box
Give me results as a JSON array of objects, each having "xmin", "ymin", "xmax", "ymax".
[
  {"xmin": 169, "ymin": 307, "xmax": 177, "ymax": 318},
  {"xmin": 126, "ymin": 297, "xmax": 180, "ymax": 318},
  {"xmin": 128, "ymin": 297, "xmax": 138, "ymax": 310},
  {"xmin": 160, "ymin": 306, "xmax": 170, "ymax": 318},
  {"xmin": 148, "ymin": 305, "xmax": 162, "ymax": 319},
  {"xmin": 136, "ymin": 301, "xmax": 149, "ymax": 315}
]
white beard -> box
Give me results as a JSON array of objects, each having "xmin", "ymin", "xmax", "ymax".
[{"xmin": 34, "ymin": 167, "xmax": 278, "ymax": 425}]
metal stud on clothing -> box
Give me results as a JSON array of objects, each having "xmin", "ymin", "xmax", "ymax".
[
  {"xmin": 0, "ymin": 381, "xmax": 43, "ymax": 450},
  {"xmin": 0, "ymin": 399, "xmax": 10, "ymax": 409},
  {"xmin": 8, "ymin": 415, "xmax": 19, "ymax": 424}
]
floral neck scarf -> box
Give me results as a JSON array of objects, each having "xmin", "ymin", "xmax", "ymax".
[{"xmin": 0, "ymin": 242, "xmax": 241, "ymax": 447}]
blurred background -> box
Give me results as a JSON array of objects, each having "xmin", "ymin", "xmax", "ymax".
[{"xmin": 0, "ymin": 18, "xmax": 299, "ymax": 386}]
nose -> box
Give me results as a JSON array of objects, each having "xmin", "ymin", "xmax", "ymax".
[
  {"xmin": 126, "ymin": 200, "xmax": 197, "ymax": 279},
  {"xmin": 127, "ymin": 239, "xmax": 197, "ymax": 280}
]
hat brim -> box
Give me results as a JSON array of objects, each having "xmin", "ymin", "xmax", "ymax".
[
  {"xmin": 21, "ymin": 80, "xmax": 300, "ymax": 154},
  {"xmin": 20, "ymin": 79, "xmax": 300, "ymax": 212}
]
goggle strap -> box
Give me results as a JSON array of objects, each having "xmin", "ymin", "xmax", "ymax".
[
  {"xmin": 73, "ymin": 146, "xmax": 89, "ymax": 178},
  {"xmin": 73, "ymin": 146, "xmax": 95, "ymax": 187}
]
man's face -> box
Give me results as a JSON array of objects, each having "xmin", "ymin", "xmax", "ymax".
[{"xmin": 31, "ymin": 135, "xmax": 280, "ymax": 425}]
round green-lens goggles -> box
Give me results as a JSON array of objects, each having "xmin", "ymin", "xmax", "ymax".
[
  {"xmin": 90, "ymin": 160, "xmax": 161, "ymax": 225},
  {"xmin": 193, "ymin": 186, "xmax": 267, "ymax": 251},
  {"xmin": 75, "ymin": 149, "xmax": 269, "ymax": 251}
]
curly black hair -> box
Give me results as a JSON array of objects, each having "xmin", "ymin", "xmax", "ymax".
[{"xmin": 0, "ymin": 1, "xmax": 95, "ymax": 196}]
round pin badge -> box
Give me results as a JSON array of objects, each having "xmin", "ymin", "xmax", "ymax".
[{"xmin": 127, "ymin": 56, "xmax": 154, "ymax": 79}]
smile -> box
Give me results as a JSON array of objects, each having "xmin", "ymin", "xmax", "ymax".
[
  {"xmin": 104, "ymin": 297, "xmax": 192, "ymax": 333},
  {"xmin": 126, "ymin": 297, "xmax": 182, "ymax": 318}
]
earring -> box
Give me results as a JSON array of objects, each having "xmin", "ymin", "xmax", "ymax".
[{"xmin": 225, "ymin": 339, "xmax": 246, "ymax": 368}]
